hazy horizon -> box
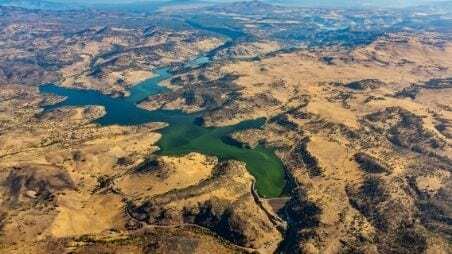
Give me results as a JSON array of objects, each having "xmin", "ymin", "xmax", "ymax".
[{"xmin": 2, "ymin": 0, "xmax": 450, "ymax": 9}]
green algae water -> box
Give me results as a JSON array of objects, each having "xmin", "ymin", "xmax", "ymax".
[{"xmin": 39, "ymin": 25, "xmax": 285, "ymax": 197}]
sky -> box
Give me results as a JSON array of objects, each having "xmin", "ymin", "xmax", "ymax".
[
  {"xmin": 1, "ymin": 0, "xmax": 448, "ymax": 10},
  {"xmin": 49, "ymin": 0, "xmax": 446, "ymax": 3}
]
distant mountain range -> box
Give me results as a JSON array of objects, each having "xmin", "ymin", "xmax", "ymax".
[
  {"xmin": 0, "ymin": 0, "xmax": 189, "ymax": 11},
  {"xmin": 267, "ymin": 0, "xmax": 451, "ymax": 8},
  {"xmin": 0, "ymin": 0, "xmax": 82, "ymax": 10},
  {"xmin": 1, "ymin": 0, "xmax": 450, "ymax": 11},
  {"xmin": 0, "ymin": 0, "xmax": 226, "ymax": 12}
]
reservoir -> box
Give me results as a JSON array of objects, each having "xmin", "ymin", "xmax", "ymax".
[{"xmin": 39, "ymin": 24, "xmax": 286, "ymax": 198}]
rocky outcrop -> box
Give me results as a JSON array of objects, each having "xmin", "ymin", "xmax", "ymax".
[
  {"xmin": 354, "ymin": 152, "xmax": 391, "ymax": 174},
  {"xmin": 346, "ymin": 79, "xmax": 386, "ymax": 91}
]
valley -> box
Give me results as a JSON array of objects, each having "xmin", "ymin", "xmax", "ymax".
[{"xmin": 0, "ymin": 1, "xmax": 451, "ymax": 253}]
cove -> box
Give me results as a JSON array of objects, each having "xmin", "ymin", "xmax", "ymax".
[{"xmin": 40, "ymin": 80, "xmax": 285, "ymax": 197}]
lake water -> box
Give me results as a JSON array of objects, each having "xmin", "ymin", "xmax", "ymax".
[{"xmin": 39, "ymin": 24, "xmax": 286, "ymax": 198}]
